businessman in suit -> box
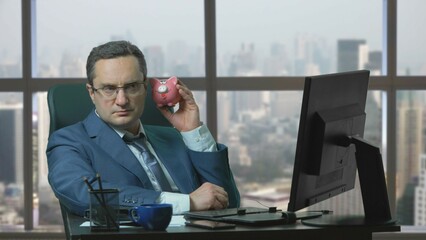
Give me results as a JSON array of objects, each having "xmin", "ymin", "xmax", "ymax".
[{"xmin": 47, "ymin": 40, "xmax": 240, "ymax": 216}]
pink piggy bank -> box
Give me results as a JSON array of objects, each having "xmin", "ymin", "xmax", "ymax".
[{"xmin": 150, "ymin": 76, "xmax": 181, "ymax": 107}]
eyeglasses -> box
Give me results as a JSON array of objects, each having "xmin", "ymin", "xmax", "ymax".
[{"xmin": 91, "ymin": 81, "xmax": 145, "ymax": 99}]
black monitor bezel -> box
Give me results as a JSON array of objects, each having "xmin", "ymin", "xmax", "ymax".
[
  {"xmin": 287, "ymin": 70, "xmax": 395, "ymax": 226},
  {"xmin": 288, "ymin": 70, "xmax": 370, "ymax": 212}
]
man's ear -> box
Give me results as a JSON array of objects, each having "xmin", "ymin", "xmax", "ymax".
[{"xmin": 86, "ymin": 83, "xmax": 95, "ymax": 103}]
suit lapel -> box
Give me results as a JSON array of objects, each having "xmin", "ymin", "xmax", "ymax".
[
  {"xmin": 144, "ymin": 126, "xmax": 196, "ymax": 193},
  {"xmin": 83, "ymin": 111, "xmax": 154, "ymax": 189}
]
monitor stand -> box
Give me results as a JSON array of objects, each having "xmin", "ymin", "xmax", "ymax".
[
  {"xmin": 302, "ymin": 214, "xmax": 397, "ymax": 227},
  {"xmin": 302, "ymin": 136, "xmax": 397, "ymax": 227}
]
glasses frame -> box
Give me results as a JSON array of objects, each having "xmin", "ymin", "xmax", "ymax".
[{"xmin": 91, "ymin": 81, "xmax": 146, "ymax": 99}]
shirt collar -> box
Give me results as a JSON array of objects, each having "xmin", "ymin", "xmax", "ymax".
[{"xmin": 94, "ymin": 109, "xmax": 146, "ymax": 139}]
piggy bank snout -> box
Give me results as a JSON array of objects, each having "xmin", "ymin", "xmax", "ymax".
[{"xmin": 157, "ymin": 85, "xmax": 168, "ymax": 93}]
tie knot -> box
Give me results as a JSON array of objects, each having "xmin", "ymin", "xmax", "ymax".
[{"xmin": 123, "ymin": 133, "xmax": 145, "ymax": 144}]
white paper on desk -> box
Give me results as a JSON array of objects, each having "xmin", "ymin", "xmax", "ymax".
[
  {"xmin": 169, "ymin": 215, "xmax": 186, "ymax": 227},
  {"xmin": 80, "ymin": 215, "xmax": 186, "ymax": 228}
]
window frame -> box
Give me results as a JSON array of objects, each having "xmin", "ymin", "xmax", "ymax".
[{"xmin": 0, "ymin": 0, "xmax": 422, "ymax": 234}]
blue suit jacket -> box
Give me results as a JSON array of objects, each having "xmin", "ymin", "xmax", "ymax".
[{"xmin": 47, "ymin": 110, "xmax": 240, "ymax": 215}]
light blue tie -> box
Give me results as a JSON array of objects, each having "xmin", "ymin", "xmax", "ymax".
[{"xmin": 123, "ymin": 134, "xmax": 173, "ymax": 192}]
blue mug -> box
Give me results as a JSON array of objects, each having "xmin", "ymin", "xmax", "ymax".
[{"xmin": 128, "ymin": 203, "xmax": 173, "ymax": 230}]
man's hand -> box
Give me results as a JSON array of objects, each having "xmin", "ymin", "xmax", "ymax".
[
  {"xmin": 189, "ymin": 182, "xmax": 229, "ymax": 211},
  {"xmin": 157, "ymin": 80, "xmax": 201, "ymax": 132}
]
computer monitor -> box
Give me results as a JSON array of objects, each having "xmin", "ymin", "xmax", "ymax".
[{"xmin": 287, "ymin": 70, "xmax": 395, "ymax": 226}]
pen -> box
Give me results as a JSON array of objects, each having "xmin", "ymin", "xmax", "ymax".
[
  {"xmin": 96, "ymin": 173, "xmax": 107, "ymax": 206},
  {"xmin": 83, "ymin": 176, "xmax": 118, "ymax": 229},
  {"xmin": 83, "ymin": 176, "xmax": 95, "ymax": 192},
  {"xmin": 95, "ymin": 173, "xmax": 109, "ymax": 228}
]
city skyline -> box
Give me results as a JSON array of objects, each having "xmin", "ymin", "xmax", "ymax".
[
  {"xmin": 1, "ymin": 3, "xmax": 426, "ymax": 226},
  {"xmin": 1, "ymin": 36, "xmax": 389, "ymax": 79},
  {"xmin": 2, "ymin": 0, "xmax": 426, "ymax": 77}
]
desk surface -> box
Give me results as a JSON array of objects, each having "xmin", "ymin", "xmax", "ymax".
[{"xmin": 65, "ymin": 211, "xmax": 400, "ymax": 240}]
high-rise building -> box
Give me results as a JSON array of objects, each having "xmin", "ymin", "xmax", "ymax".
[
  {"xmin": 337, "ymin": 39, "xmax": 368, "ymax": 72},
  {"xmin": 269, "ymin": 91, "xmax": 302, "ymax": 120},
  {"xmin": 365, "ymin": 51, "xmax": 382, "ymax": 75},
  {"xmin": 263, "ymin": 42, "xmax": 288, "ymax": 76},
  {"xmin": 415, "ymin": 154, "xmax": 426, "ymax": 225},
  {"xmin": 397, "ymin": 92, "xmax": 423, "ymax": 197},
  {"xmin": 294, "ymin": 35, "xmax": 330, "ymax": 75},
  {"xmin": 0, "ymin": 61, "xmax": 21, "ymax": 78},
  {"xmin": 144, "ymin": 46, "xmax": 165, "ymax": 77},
  {"xmin": 59, "ymin": 52, "xmax": 85, "ymax": 77},
  {"xmin": 167, "ymin": 40, "xmax": 191, "ymax": 76},
  {"xmin": 37, "ymin": 92, "xmax": 50, "ymax": 187},
  {"xmin": 0, "ymin": 103, "xmax": 23, "ymax": 185},
  {"xmin": 396, "ymin": 92, "xmax": 424, "ymax": 224},
  {"xmin": 228, "ymin": 43, "xmax": 258, "ymax": 76},
  {"xmin": 397, "ymin": 177, "xmax": 417, "ymax": 225}
]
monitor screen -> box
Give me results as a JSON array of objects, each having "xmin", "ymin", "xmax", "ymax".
[{"xmin": 287, "ymin": 70, "xmax": 394, "ymax": 226}]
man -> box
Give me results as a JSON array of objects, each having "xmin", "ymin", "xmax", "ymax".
[{"xmin": 47, "ymin": 40, "xmax": 240, "ymax": 216}]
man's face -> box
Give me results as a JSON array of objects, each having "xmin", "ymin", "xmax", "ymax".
[{"xmin": 87, "ymin": 56, "xmax": 146, "ymax": 134}]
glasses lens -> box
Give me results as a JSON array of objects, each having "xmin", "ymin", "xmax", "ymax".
[
  {"xmin": 102, "ymin": 86, "xmax": 117, "ymax": 97},
  {"xmin": 95, "ymin": 82, "xmax": 144, "ymax": 99},
  {"xmin": 125, "ymin": 83, "xmax": 141, "ymax": 94}
]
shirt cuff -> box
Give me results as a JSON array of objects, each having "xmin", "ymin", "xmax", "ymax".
[
  {"xmin": 157, "ymin": 192, "xmax": 190, "ymax": 215},
  {"xmin": 181, "ymin": 124, "xmax": 217, "ymax": 152}
]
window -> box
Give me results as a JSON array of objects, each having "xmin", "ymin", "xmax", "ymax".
[
  {"xmin": 0, "ymin": 93, "xmax": 24, "ymax": 225},
  {"xmin": 218, "ymin": 91, "xmax": 302, "ymax": 208},
  {"xmin": 0, "ymin": 0, "xmax": 21, "ymax": 78},
  {"xmin": 217, "ymin": 0, "xmax": 383, "ymax": 76},
  {"xmin": 397, "ymin": 0, "xmax": 426, "ymax": 75},
  {"xmin": 32, "ymin": 0, "xmax": 205, "ymax": 228},
  {"xmin": 33, "ymin": 92, "xmax": 58, "ymax": 226},
  {"xmin": 218, "ymin": 91, "xmax": 383, "ymax": 214},
  {"xmin": 397, "ymin": 91, "xmax": 426, "ymax": 225},
  {"xmin": 35, "ymin": 0, "xmax": 204, "ymax": 78},
  {"xmin": 2, "ymin": 0, "xmax": 426, "ymax": 235}
]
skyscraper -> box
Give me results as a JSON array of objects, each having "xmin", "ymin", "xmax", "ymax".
[
  {"xmin": 415, "ymin": 154, "xmax": 426, "ymax": 225},
  {"xmin": 337, "ymin": 39, "xmax": 368, "ymax": 72},
  {"xmin": 396, "ymin": 92, "xmax": 424, "ymax": 224},
  {"xmin": 0, "ymin": 103, "xmax": 23, "ymax": 185},
  {"xmin": 365, "ymin": 51, "xmax": 382, "ymax": 75},
  {"xmin": 144, "ymin": 46, "xmax": 165, "ymax": 77},
  {"xmin": 397, "ymin": 92, "xmax": 423, "ymax": 196}
]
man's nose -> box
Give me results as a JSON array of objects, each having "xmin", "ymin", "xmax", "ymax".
[{"xmin": 115, "ymin": 88, "xmax": 128, "ymax": 105}]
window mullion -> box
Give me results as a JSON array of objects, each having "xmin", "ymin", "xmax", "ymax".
[
  {"xmin": 22, "ymin": 0, "xmax": 34, "ymax": 230},
  {"xmin": 385, "ymin": 0, "xmax": 397, "ymax": 217}
]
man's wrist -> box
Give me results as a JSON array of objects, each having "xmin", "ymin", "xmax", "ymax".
[
  {"xmin": 158, "ymin": 192, "xmax": 190, "ymax": 214},
  {"xmin": 181, "ymin": 124, "xmax": 217, "ymax": 152}
]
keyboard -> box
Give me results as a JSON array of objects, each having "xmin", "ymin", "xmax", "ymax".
[
  {"xmin": 184, "ymin": 207, "xmax": 271, "ymax": 219},
  {"xmin": 184, "ymin": 208, "xmax": 324, "ymax": 226},
  {"xmin": 222, "ymin": 212, "xmax": 287, "ymax": 226}
]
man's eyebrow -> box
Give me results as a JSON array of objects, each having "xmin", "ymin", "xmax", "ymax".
[
  {"xmin": 100, "ymin": 80, "xmax": 141, "ymax": 86},
  {"xmin": 124, "ymin": 80, "xmax": 142, "ymax": 85}
]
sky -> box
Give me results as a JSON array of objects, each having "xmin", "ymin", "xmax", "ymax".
[{"xmin": 1, "ymin": 0, "xmax": 425, "ymax": 72}]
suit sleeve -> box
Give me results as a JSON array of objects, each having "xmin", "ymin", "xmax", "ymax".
[
  {"xmin": 46, "ymin": 126, "xmax": 161, "ymax": 216},
  {"xmin": 188, "ymin": 143, "xmax": 241, "ymax": 208}
]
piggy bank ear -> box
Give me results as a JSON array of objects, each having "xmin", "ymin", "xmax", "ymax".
[
  {"xmin": 149, "ymin": 78, "xmax": 160, "ymax": 87},
  {"xmin": 168, "ymin": 76, "xmax": 178, "ymax": 85}
]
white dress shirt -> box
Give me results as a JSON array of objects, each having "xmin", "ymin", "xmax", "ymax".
[{"xmin": 112, "ymin": 121, "xmax": 217, "ymax": 214}]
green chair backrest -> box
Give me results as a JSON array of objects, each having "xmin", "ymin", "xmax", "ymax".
[{"xmin": 47, "ymin": 83, "xmax": 171, "ymax": 135}]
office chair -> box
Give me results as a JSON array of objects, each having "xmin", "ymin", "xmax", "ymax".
[
  {"xmin": 47, "ymin": 82, "xmax": 172, "ymax": 239},
  {"xmin": 47, "ymin": 82, "xmax": 171, "ymax": 135}
]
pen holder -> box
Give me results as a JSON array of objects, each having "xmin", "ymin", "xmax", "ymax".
[{"xmin": 89, "ymin": 188, "xmax": 120, "ymax": 232}]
